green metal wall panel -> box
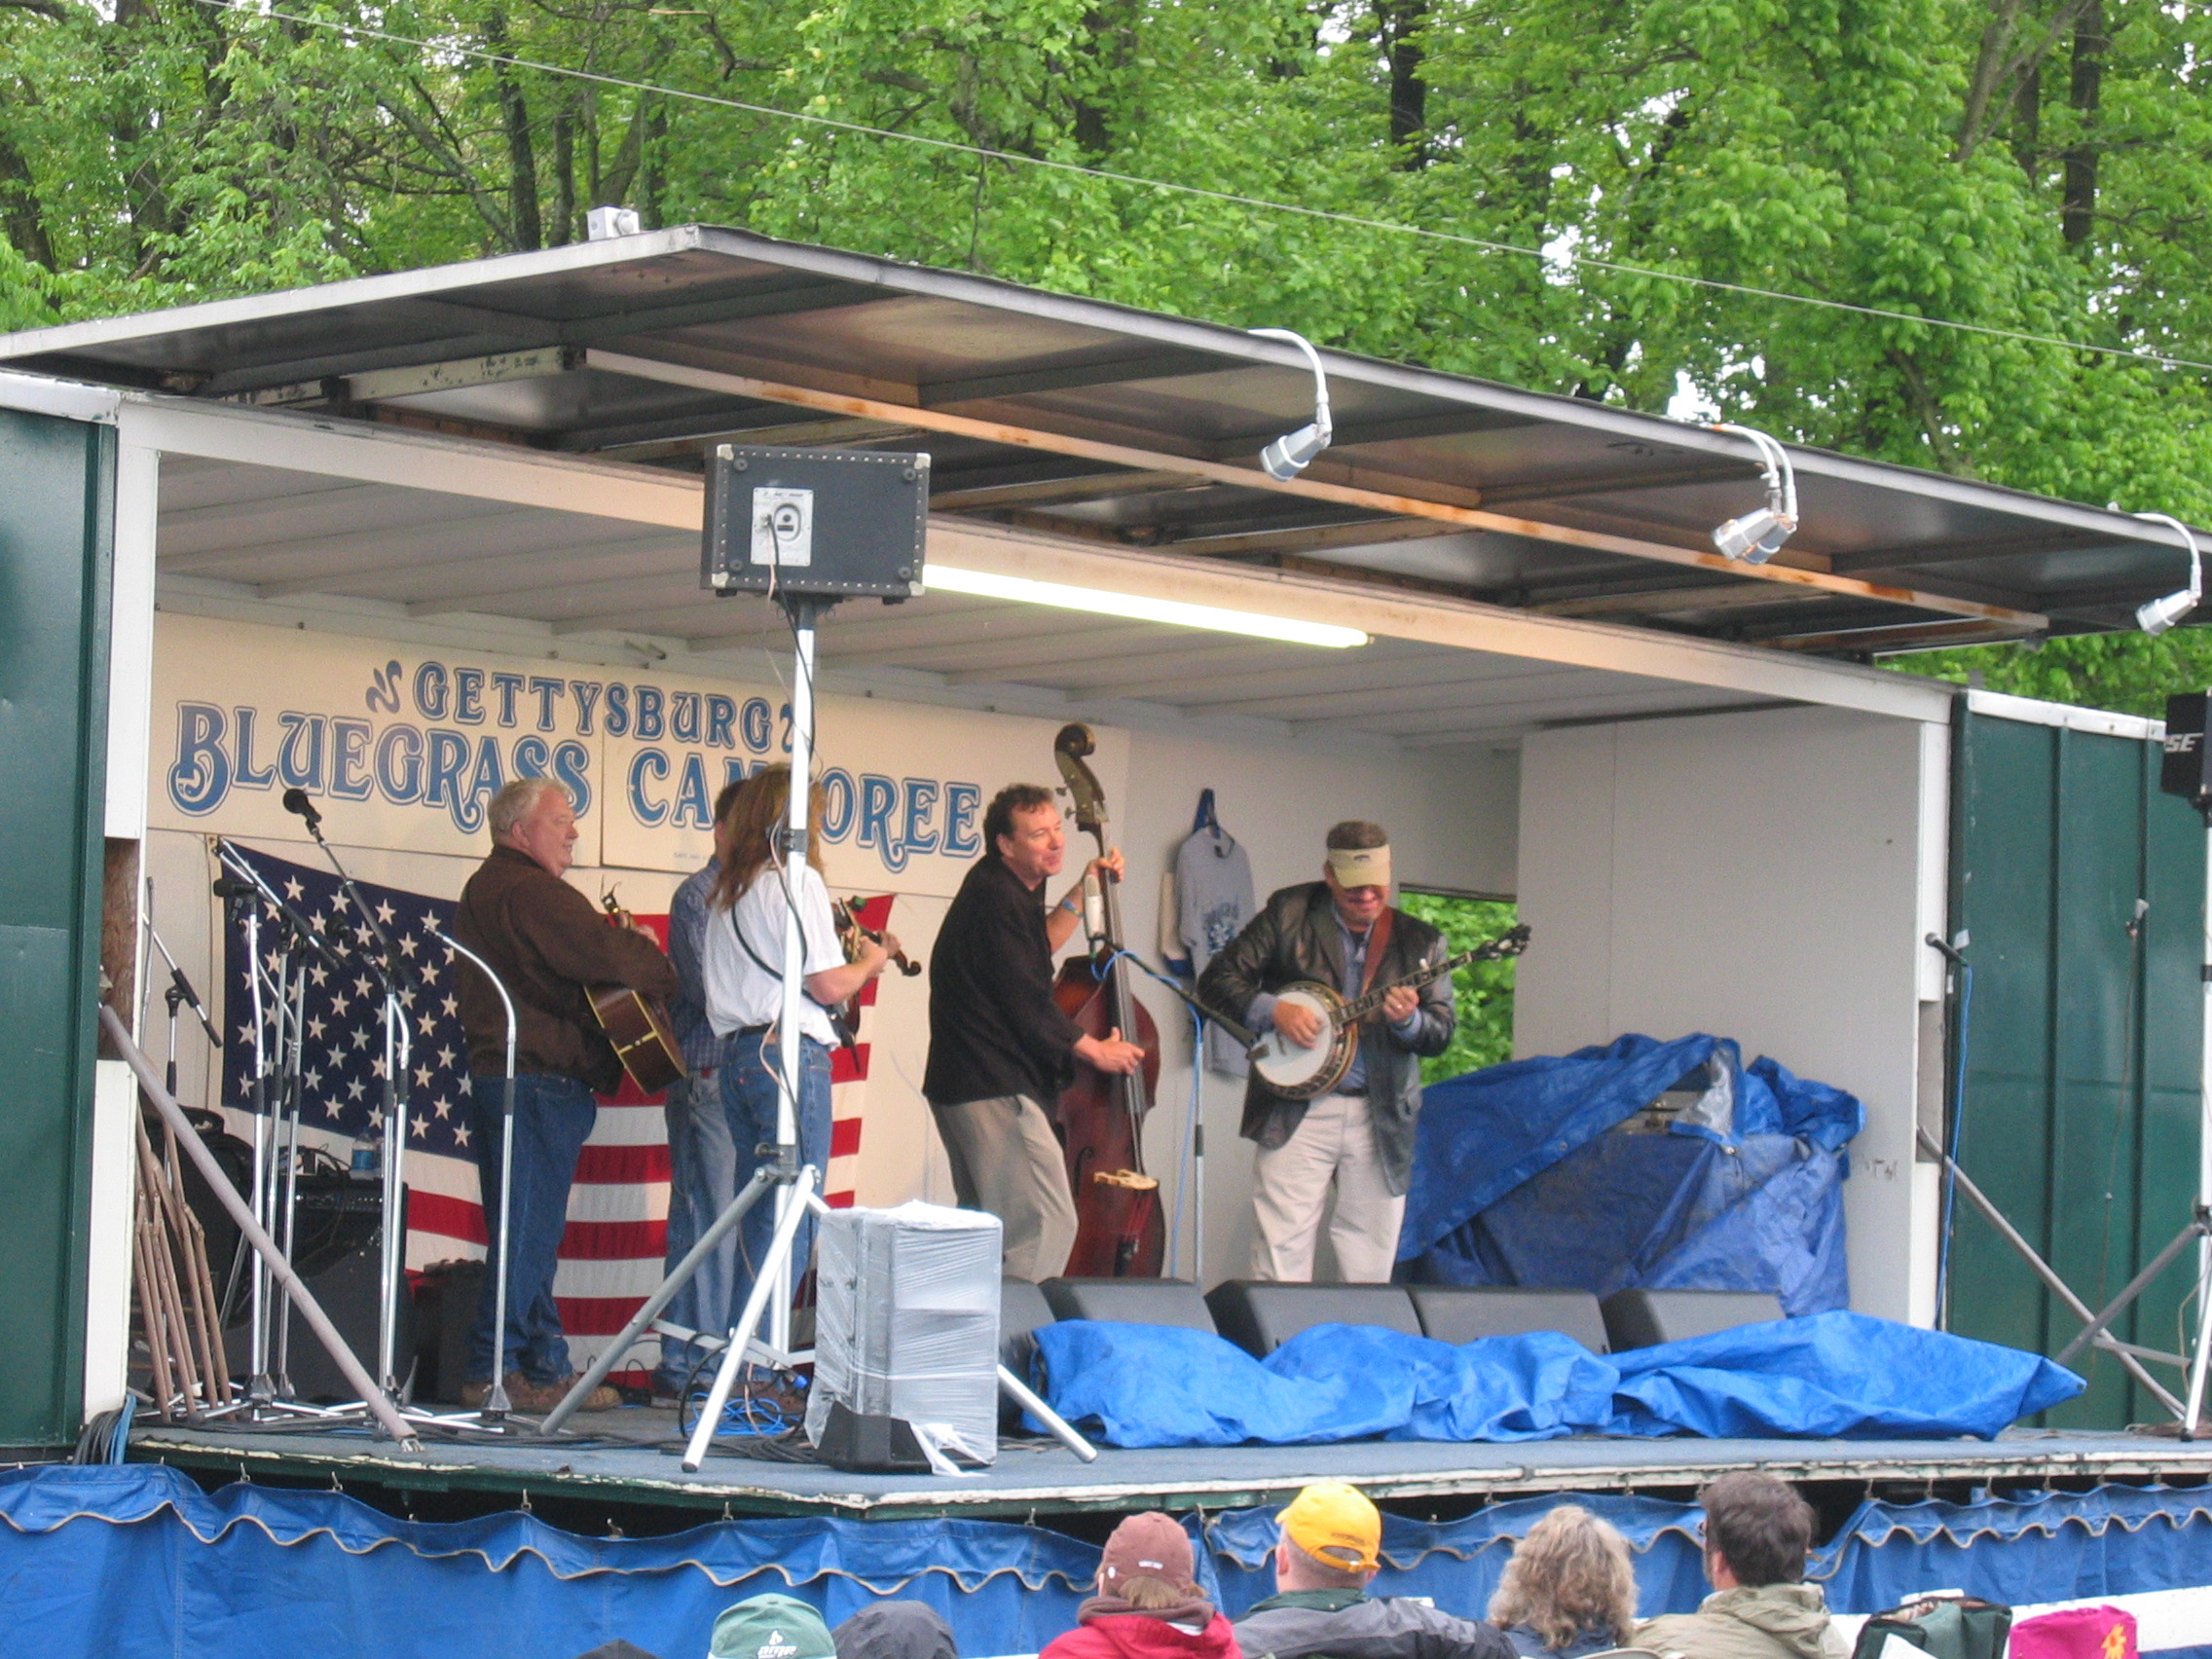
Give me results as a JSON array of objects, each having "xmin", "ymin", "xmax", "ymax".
[
  {"xmin": 0, "ymin": 406, "xmax": 113, "ymax": 1448},
  {"xmin": 1949, "ymin": 704, "xmax": 2206, "ymax": 1428}
]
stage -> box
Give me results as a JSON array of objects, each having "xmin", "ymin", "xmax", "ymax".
[{"xmin": 124, "ymin": 1408, "xmax": 2212, "ymax": 1519}]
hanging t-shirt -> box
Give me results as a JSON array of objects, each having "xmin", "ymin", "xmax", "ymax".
[
  {"xmin": 1175, "ymin": 824, "xmax": 1256, "ymax": 1077},
  {"xmin": 700, "ymin": 859, "xmax": 846, "ymax": 1047}
]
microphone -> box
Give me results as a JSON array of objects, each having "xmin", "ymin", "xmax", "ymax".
[
  {"xmin": 281, "ymin": 788, "xmax": 323, "ymax": 833},
  {"xmin": 211, "ymin": 875, "xmax": 257, "ymax": 900}
]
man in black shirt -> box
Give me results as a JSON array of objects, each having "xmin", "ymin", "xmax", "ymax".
[{"xmin": 925, "ymin": 783, "xmax": 1143, "ymax": 1279}]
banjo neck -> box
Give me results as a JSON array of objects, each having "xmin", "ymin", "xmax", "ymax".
[{"xmin": 1331, "ymin": 924, "xmax": 1532, "ymax": 1026}]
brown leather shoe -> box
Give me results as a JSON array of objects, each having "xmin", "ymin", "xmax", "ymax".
[
  {"xmin": 459, "ymin": 1375, "xmax": 520, "ymax": 1410},
  {"xmin": 510, "ymin": 1373, "xmax": 621, "ymax": 1413}
]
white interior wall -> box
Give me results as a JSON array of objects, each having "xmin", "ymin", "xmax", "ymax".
[{"xmin": 1513, "ymin": 705, "xmax": 1944, "ymax": 1323}]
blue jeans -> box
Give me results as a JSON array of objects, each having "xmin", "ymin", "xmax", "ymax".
[
  {"xmin": 720, "ymin": 1029, "xmax": 833, "ymax": 1338},
  {"xmin": 654, "ymin": 1063, "xmax": 740, "ymax": 1394},
  {"xmin": 468, "ymin": 1072, "xmax": 597, "ymax": 1383}
]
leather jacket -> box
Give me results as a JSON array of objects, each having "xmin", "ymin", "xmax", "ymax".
[{"xmin": 1198, "ymin": 882, "xmax": 1454, "ymax": 1194}]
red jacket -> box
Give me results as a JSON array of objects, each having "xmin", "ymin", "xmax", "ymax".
[{"xmin": 1043, "ymin": 1614, "xmax": 1242, "ymax": 1659}]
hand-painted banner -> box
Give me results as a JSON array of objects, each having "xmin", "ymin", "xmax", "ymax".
[{"xmin": 151, "ymin": 613, "xmax": 1126, "ymax": 896}]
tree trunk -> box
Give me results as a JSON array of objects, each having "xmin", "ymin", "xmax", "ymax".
[
  {"xmin": 2061, "ymin": 0, "xmax": 2103, "ymax": 247},
  {"xmin": 550, "ymin": 109, "xmax": 575, "ymax": 246},
  {"xmin": 486, "ymin": 12, "xmax": 540, "ymax": 250},
  {"xmin": 2010, "ymin": 48, "xmax": 2041, "ymax": 178},
  {"xmin": 1377, "ymin": 0, "xmax": 1428, "ymax": 159},
  {"xmin": 0, "ymin": 133, "xmax": 54, "ymax": 267}
]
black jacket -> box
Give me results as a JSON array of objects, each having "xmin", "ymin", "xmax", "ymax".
[
  {"xmin": 1198, "ymin": 882, "xmax": 1454, "ymax": 1194},
  {"xmin": 924, "ymin": 853, "xmax": 1086, "ymax": 1108},
  {"xmin": 1235, "ymin": 1591, "xmax": 1513, "ymax": 1659}
]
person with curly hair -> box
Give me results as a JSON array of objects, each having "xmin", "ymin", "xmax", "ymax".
[{"xmin": 1488, "ymin": 1505, "xmax": 1639, "ymax": 1658}]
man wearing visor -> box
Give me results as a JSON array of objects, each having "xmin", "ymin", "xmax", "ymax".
[{"xmin": 1199, "ymin": 822, "xmax": 1455, "ymax": 1282}]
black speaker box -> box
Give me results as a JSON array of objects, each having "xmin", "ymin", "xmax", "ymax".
[
  {"xmin": 1599, "ymin": 1288, "xmax": 1785, "ymax": 1351},
  {"xmin": 1203, "ymin": 1280, "xmax": 1420, "ymax": 1357},
  {"xmin": 1040, "ymin": 1277, "xmax": 1216, "ymax": 1333},
  {"xmin": 1407, "ymin": 1284, "xmax": 1610, "ymax": 1352}
]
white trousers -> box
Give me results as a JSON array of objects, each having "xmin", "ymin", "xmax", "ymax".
[{"xmin": 1248, "ymin": 1091, "xmax": 1406, "ymax": 1283}]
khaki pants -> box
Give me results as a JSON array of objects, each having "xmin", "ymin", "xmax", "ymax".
[
  {"xmin": 931, "ymin": 1093, "xmax": 1079, "ymax": 1282},
  {"xmin": 1248, "ymin": 1091, "xmax": 1406, "ymax": 1283}
]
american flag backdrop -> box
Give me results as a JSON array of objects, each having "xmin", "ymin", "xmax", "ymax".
[{"xmin": 219, "ymin": 847, "xmax": 879, "ymax": 1382}]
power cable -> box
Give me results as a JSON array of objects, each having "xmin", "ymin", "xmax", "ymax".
[{"xmin": 185, "ymin": 0, "xmax": 2212, "ymax": 377}]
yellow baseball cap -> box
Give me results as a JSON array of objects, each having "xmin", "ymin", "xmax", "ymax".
[{"xmin": 1278, "ymin": 1481, "xmax": 1382, "ymax": 1572}]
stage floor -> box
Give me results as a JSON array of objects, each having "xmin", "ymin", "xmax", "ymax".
[{"xmin": 125, "ymin": 1405, "xmax": 2212, "ymax": 1519}]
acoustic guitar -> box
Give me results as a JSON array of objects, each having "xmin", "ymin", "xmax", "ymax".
[{"xmin": 591, "ymin": 892, "xmax": 688, "ymax": 1095}]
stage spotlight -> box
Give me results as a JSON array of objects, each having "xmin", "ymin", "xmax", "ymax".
[
  {"xmin": 1250, "ymin": 327, "xmax": 1333, "ymax": 481},
  {"xmin": 1707, "ymin": 423, "xmax": 1798, "ymax": 564},
  {"xmin": 2132, "ymin": 511, "xmax": 2202, "ymax": 637}
]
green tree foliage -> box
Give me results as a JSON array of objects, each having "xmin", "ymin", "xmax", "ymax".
[
  {"xmin": 1398, "ymin": 891, "xmax": 1518, "ymax": 1082},
  {"xmin": 4, "ymin": 0, "xmax": 2212, "ymax": 676}
]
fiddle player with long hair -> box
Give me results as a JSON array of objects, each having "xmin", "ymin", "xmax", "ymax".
[
  {"xmin": 699, "ymin": 763, "xmax": 899, "ymax": 1339},
  {"xmin": 923, "ymin": 784, "xmax": 1143, "ymax": 1280}
]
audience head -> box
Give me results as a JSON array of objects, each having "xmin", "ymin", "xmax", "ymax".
[
  {"xmin": 1697, "ymin": 1472, "xmax": 1817, "ymax": 1589},
  {"xmin": 1486, "ymin": 1504, "xmax": 1637, "ymax": 1650},
  {"xmin": 711, "ymin": 1593, "xmax": 837, "ymax": 1659},
  {"xmin": 831, "ymin": 1601, "xmax": 956, "ymax": 1659},
  {"xmin": 1095, "ymin": 1511, "xmax": 1201, "ymax": 1609},
  {"xmin": 1273, "ymin": 1482, "xmax": 1382, "ymax": 1592}
]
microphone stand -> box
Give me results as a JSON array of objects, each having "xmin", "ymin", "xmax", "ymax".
[
  {"xmin": 205, "ymin": 843, "xmax": 353, "ymax": 1422},
  {"xmin": 435, "ymin": 929, "xmax": 519, "ymax": 1423},
  {"xmin": 280, "ymin": 793, "xmax": 416, "ymax": 1404}
]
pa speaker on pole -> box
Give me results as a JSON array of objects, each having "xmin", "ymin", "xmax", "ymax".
[{"xmin": 702, "ymin": 446, "xmax": 930, "ymax": 603}]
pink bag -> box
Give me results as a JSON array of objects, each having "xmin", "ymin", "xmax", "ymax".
[{"xmin": 2007, "ymin": 1605, "xmax": 2138, "ymax": 1659}]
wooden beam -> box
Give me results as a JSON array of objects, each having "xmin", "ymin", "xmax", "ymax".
[
  {"xmin": 1535, "ymin": 583, "xmax": 1832, "ymax": 619},
  {"xmin": 931, "ymin": 469, "xmax": 1194, "ymax": 509},
  {"xmin": 1766, "ymin": 618, "xmax": 2039, "ymax": 654},
  {"xmin": 1167, "ymin": 517, "xmax": 1466, "ymax": 560},
  {"xmin": 588, "ymin": 350, "xmax": 2047, "ymax": 630}
]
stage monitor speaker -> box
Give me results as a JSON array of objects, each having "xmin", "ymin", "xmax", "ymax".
[
  {"xmin": 2162, "ymin": 691, "xmax": 2212, "ymax": 818},
  {"xmin": 1408, "ymin": 1285, "xmax": 1609, "ymax": 1353},
  {"xmin": 1040, "ymin": 1277, "xmax": 1216, "ymax": 1334},
  {"xmin": 702, "ymin": 447, "xmax": 928, "ymax": 602},
  {"xmin": 220, "ymin": 1234, "xmax": 418, "ymax": 1402},
  {"xmin": 1203, "ymin": 1280, "xmax": 1420, "ymax": 1357},
  {"xmin": 1600, "ymin": 1288, "xmax": 1785, "ymax": 1351},
  {"xmin": 999, "ymin": 1278, "xmax": 1055, "ymax": 1432}
]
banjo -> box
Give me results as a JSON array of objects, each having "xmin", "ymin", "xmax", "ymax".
[{"xmin": 1248, "ymin": 923, "xmax": 1531, "ymax": 1100}]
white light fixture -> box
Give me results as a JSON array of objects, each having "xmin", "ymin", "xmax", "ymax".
[
  {"xmin": 1708, "ymin": 422, "xmax": 1799, "ymax": 564},
  {"xmin": 1250, "ymin": 328, "xmax": 1334, "ymax": 481},
  {"xmin": 924, "ymin": 563, "xmax": 1369, "ymax": 648},
  {"xmin": 2132, "ymin": 510, "xmax": 2203, "ymax": 636}
]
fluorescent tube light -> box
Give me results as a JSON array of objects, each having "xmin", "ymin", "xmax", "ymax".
[{"xmin": 924, "ymin": 563, "xmax": 1370, "ymax": 648}]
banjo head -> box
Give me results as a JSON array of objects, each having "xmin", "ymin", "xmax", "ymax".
[{"xmin": 1249, "ymin": 982, "xmax": 1356, "ymax": 1100}]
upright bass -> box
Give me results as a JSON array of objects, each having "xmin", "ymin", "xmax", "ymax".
[{"xmin": 1050, "ymin": 723, "xmax": 1166, "ymax": 1277}]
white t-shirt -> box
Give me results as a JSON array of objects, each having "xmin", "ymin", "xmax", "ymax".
[{"xmin": 700, "ymin": 860, "xmax": 847, "ymax": 1047}]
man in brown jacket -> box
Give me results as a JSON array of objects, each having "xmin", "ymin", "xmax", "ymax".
[{"xmin": 453, "ymin": 776, "xmax": 678, "ymax": 1410}]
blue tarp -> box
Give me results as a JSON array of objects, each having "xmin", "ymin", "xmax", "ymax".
[
  {"xmin": 1399, "ymin": 1035, "xmax": 1862, "ymax": 1315},
  {"xmin": 6, "ymin": 1466, "xmax": 2209, "ymax": 1655},
  {"xmin": 1033, "ymin": 1312, "xmax": 2083, "ymax": 1448}
]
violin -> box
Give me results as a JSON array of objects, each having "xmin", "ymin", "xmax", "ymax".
[
  {"xmin": 1049, "ymin": 723, "xmax": 1165, "ymax": 1278},
  {"xmin": 829, "ymin": 896, "xmax": 922, "ymax": 1049}
]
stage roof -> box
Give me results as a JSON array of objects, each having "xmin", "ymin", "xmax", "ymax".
[{"xmin": 1, "ymin": 224, "xmax": 2198, "ymax": 663}]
